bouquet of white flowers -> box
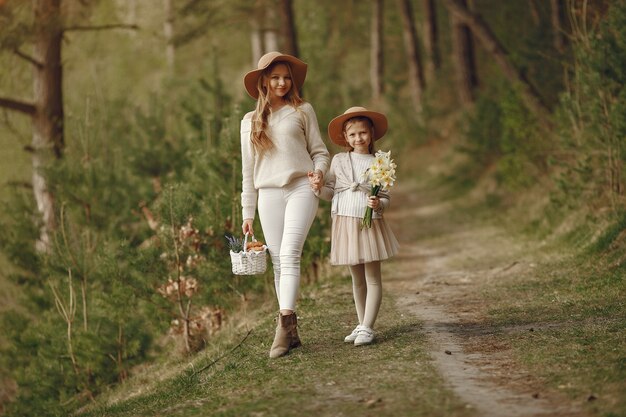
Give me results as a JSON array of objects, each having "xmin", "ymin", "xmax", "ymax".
[{"xmin": 361, "ymin": 150, "xmax": 397, "ymax": 228}]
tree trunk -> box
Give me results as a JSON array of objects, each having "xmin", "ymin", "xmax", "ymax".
[
  {"xmin": 128, "ymin": 0, "xmax": 137, "ymax": 32},
  {"xmin": 263, "ymin": 29, "xmax": 278, "ymax": 53},
  {"xmin": 529, "ymin": 0, "xmax": 541, "ymax": 26},
  {"xmin": 33, "ymin": 0, "xmax": 64, "ymax": 251},
  {"xmin": 370, "ymin": 0, "xmax": 384, "ymax": 101},
  {"xmin": 250, "ymin": 2, "xmax": 281, "ymax": 66},
  {"xmin": 450, "ymin": 0, "xmax": 478, "ymax": 105},
  {"xmin": 422, "ymin": 0, "xmax": 440, "ymax": 82},
  {"xmin": 398, "ymin": 0, "xmax": 425, "ymax": 112},
  {"xmin": 550, "ymin": 0, "xmax": 566, "ymax": 52},
  {"xmin": 264, "ymin": 6, "xmax": 279, "ymax": 53},
  {"xmin": 163, "ymin": 0, "xmax": 175, "ymax": 73},
  {"xmin": 250, "ymin": 20, "xmax": 263, "ymax": 66},
  {"xmin": 442, "ymin": 0, "xmax": 552, "ymax": 127},
  {"xmin": 278, "ymin": 0, "xmax": 299, "ymax": 57}
]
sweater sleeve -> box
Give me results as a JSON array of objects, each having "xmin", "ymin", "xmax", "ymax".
[
  {"xmin": 240, "ymin": 112, "xmax": 257, "ymax": 220},
  {"xmin": 316, "ymin": 154, "xmax": 337, "ymax": 201},
  {"xmin": 302, "ymin": 103, "xmax": 330, "ymax": 176},
  {"xmin": 375, "ymin": 188, "xmax": 391, "ymax": 214}
]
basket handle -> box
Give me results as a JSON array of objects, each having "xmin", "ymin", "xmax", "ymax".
[{"xmin": 243, "ymin": 232, "xmax": 258, "ymax": 254}]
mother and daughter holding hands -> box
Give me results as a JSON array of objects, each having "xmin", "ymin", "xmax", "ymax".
[{"xmin": 240, "ymin": 51, "xmax": 399, "ymax": 359}]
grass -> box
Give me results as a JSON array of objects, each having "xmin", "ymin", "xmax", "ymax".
[
  {"xmin": 397, "ymin": 154, "xmax": 626, "ymax": 417},
  {"xmin": 482, "ymin": 240, "xmax": 626, "ymax": 417},
  {"xmin": 77, "ymin": 278, "xmax": 472, "ymax": 417},
  {"xmin": 0, "ymin": 127, "xmax": 29, "ymax": 204},
  {"xmin": 0, "ymin": 129, "xmax": 29, "ymax": 262},
  {"xmin": 3, "ymin": 128, "xmax": 623, "ymax": 416},
  {"xmin": 0, "ymin": 129, "xmax": 29, "ymax": 332}
]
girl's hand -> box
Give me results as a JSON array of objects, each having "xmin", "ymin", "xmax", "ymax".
[
  {"xmin": 367, "ymin": 196, "xmax": 380, "ymax": 210},
  {"xmin": 308, "ymin": 170, "xmax": 323, "ymax": 192},
  {"xmin": 242, "ymin": 219, "xmax": 254, "ymax": 236}
]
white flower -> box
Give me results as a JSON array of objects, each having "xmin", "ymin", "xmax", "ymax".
[
  {"xmin": 361, "ymin": 151, "xmax": 397, "ymax": 228},
  {"xmin": 363, "ymin": 150, "xmax": 397, "ymax": 192}
]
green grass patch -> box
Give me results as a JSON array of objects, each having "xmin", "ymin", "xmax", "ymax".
[
  {"xmin": 591, "ymin": 211, "xmax": 626, "ymax": 254},
  {"xmin": 77, "ymin": 278, "xmax": 472, "ymax": 417},
  {"xmin": 0, "ymin": 128, "xmax": 29, "ymax": 205},
  {"xmin": 0, "ymin": 128, "xmax": 29, "ymax": 308},
  {"xmin": 484, "ymin": 252, "xmax": 626, "ymax": 417}
]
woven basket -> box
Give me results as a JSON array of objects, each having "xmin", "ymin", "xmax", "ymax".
[{"xmin": 229, "ymin": 233, "xmax": 267, "ymax": 275}]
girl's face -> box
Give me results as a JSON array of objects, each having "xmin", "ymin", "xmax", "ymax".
[
  {"xmin": 264, "ymin": 63, "xmax": 292, "ymax": 101},
  {"xmin": 344, "ymin": 120, "xmax": 373, "ymax": 154}
]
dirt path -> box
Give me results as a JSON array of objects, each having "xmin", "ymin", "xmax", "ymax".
[{"xmin": 384, "ymin": 184, "xmax": 587, "ymax": 417}]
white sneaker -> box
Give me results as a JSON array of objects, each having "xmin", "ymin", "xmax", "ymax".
[
  {"xmin": 344, "ymin": 325, "xmax": 363, "ymax": 343},
  {"xmin": 354, "ymin": 326, "xmax": 375, "ymax": 346}
]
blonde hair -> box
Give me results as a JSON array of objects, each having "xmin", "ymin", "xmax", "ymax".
[
  {"xmin": 251, "ymin": 62, "xmax": 304, "ymax": 154},
  {"xmin": 343, "ymin": 117, "xmax": 375, "ymax": 154}
]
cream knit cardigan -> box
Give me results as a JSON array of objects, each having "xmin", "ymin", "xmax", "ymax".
[
  {"xmin": 240, "ymin": 102, "xmax": 330, "ymax": 220},
  {"xmin": 316, "ymin": 152, "xmax": 390, "ymax": 219}
]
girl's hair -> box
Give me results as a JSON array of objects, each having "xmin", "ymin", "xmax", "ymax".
[
  {"xmin": 343, "ymin": 117, "xmax": 376, "ymax": 154},
  {"xmin": 251, "ymin": 62, "xmax": 304, "ymax": 154}
]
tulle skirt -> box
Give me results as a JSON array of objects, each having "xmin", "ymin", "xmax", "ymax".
[{"xmin": 330, "ymin": 215, "xmax": 399, "ymax": 266}]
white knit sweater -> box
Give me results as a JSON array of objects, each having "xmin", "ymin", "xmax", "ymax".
[
  {"xmin": 317, "ymin": 152, "xmax": 390, "ymax": 219},
  {"xmin": 240, "ymin": 102, "xmax": 330, "ymax": 220}
]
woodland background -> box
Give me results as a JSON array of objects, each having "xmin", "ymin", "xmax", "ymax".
[{"xmin": 0, "ymin": 0, "xmax": 624, "ymax": 416}]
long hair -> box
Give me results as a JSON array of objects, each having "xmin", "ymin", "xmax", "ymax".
[
  {"xmin": 251, "ymin": 62, "xmax": 304, "ymax": 154},
  {"xmin": 343, "ymin": 117, "xmax": 376, "ymax": 154}
]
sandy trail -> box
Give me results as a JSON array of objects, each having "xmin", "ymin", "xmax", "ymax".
[{"xmin": 384, "ymin": 187, "xmax": 586, "ymax": 417}]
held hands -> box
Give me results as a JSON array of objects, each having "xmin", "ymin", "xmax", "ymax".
[
  {"xmin": 242, "ymin": 219, "xmax": 254, "ymax": 236},
  {"xmin": 308, "ymin": 170, "xmax": 324, "ymax": 192}
]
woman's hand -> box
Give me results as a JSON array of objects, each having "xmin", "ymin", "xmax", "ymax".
[
  {"xmin": 308, "ymin": 170, "xmax": 324, "ymax": 192},
  {"xmin": 242, "ymin": 219, "xmax": 254, "ymax": 236}
]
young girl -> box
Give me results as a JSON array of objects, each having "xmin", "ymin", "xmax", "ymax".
[
  {"xmin": 240, "ymin": 52, "xmax": 330, "ymax": 358},
  {"xmin": 315, "ymin": 106, "xmax": 399, "ymax": 346}
]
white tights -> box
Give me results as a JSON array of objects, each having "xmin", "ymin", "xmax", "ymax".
[
  {"xmin": 258, "ymin": 177, "xmax": 318, "ymax": 311},
  {"xmin": 349, "ymin": 261, "xmax": 382, "ymax": 329}
]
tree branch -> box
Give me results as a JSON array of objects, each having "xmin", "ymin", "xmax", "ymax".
[
  {"xmin": 0, "ymin": 97, "xmax": 36, "ymax": 116},
  {"xmin": 1, "ymin": 109, "xmax": 30, "ymax": 141},
  {"xmin": 7, "ymin": 180, "xmax": 33, "ymax": 191},
  {"xmin": 441, "ymin": 0, "xmax": 553, "ymax": 129},
  {"xmin": 193, "ymin": 329, "xmax": 253, "ymax": 376},
  {"xmin": 63, "ymin": 23, "xmax": 139, "ymax": 33},
  {"xmin": 13, "ymin": 48, "xmax": 44, "ymax": 68},
  {"xmin": 180, "ymin": 0, "xmax": 203, "ymax": 15}
]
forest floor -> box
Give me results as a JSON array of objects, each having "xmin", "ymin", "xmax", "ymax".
[
  {"xmin": 383, "ymin": 144, "xmax": 623, "ymax": 417},
  {"xmin": 386, "ymin": 182, "xmax": 587, "ymax": 417},
  {"xmin": 77, "ymin": 145, "xmax": 623, "ymax": 417}
]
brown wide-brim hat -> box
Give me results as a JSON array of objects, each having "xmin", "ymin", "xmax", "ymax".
[
  {"xmin": 243, "ymin": 51, "xmax": 308, "ymax": 99},
  {"xmin": 327, "ymin": 106, "xmax": 388, "ymax": 146}
]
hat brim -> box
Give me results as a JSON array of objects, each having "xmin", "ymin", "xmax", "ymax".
[
  {"xmin": 327, "ymin": 110, "xmax": 388, "ymax": 146},
  {"xmin": 243, "ymin": 54, "xmax": 308, "ymax": 99}
]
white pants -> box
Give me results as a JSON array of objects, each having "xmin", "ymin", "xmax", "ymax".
[{"xmin": 258, "ymin": 177, "xmax": 318, "ymax": 311}]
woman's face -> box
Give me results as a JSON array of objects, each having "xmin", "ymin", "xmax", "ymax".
[
  {"xmin": 344, "ymin": 120, "xmax": 373, "ymax": 154},
  {"xmin": 264, "ymin": 63, "xmax": 292, "ymax": 100}
]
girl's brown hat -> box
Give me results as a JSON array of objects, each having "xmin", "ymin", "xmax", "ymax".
[
  {"xmin": 243, "ymin": 51, "xmax": 308, "ymax": 99},
  {"xmin": 327, "ymin": 106, "xmax": 388, "ymax": 146}
]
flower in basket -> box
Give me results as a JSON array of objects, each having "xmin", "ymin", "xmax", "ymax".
[
  {"xmin": 225, "ymin": 234, "xmax": 244, "ymax": 253},
  {"xmin": 361, "ymin": 150, "xmax": 397, "ymax": 228}
]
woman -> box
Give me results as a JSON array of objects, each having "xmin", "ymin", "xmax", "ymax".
[{"xmin": 240, "ymin": 51, "xmax": 330, "ymax": 358}]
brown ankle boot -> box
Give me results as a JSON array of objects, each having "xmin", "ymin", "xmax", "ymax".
[
  {"xmin": 269, "ymin": 312, "xmax": 299, "ymax": 358},
  {"xmin": 290, "ymin": 313, "xmax": 302, "ymax": 349}
]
